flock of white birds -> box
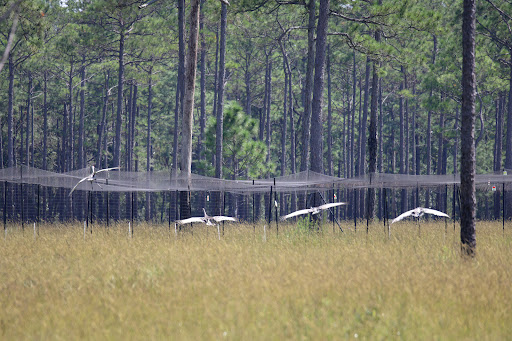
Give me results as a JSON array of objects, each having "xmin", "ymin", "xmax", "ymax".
[{"xmin": 70, "ymin": 166, "xmax": 450, "ymax": 226}]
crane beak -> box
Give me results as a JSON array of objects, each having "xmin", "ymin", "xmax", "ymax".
[{"xmin": 218, "ymin": 0, "xmax": 230, "ymax": 5}]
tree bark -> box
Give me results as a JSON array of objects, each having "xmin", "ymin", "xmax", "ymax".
[
  {"xmin": 368, "ymin": 59, "xmax": 379, "ymax": 220},
  {"xmin": 299, "ymin": 0, "xmax": 316, "ymax": 173},
  {"xmin": 78, "ymin": 55, "xmax": 86, "ymax": 169},
  {"xmin": 96, "ymin": 71, "xmax": 109, "ymax": 167},
  {"xmin": 8, "ymin": 54, "xmax": 14, "ymax": 167},
  {"xmin": 43, "ymin": 70, "xmax": 48, "ymax": 170},
  {"xmin": 326, "ymin": 44, "xmax": 333, "ymax": 176},
  {"xmin": 198, "ymin": 0, "xmax": 206, "ymax": 165},
  {"xmin": 359, "ymin": 58, "xmax": 371, "ymax": 175},
  {"xmin": 180, "ymin": 0, "xmax": 202, "ymax": 220},
  {"xmin": 26, "ymin": 72, "xmax": 32, "ymax": 166},
  {"xmin": 460, "ymin": 0, "xmax": 477, "ymax": 256},
  {"xmin": 215, "ymin": 3, "xmax": 227, "ymax": 180},
  {"xmin": 310, "ymin": 0, "xmax": 329, "ymax": 176}
]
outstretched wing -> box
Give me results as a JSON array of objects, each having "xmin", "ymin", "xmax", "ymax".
[
  {"xmin": 317, "ymin": 202, "xmax": 347, "ymax": 211},
  {"xmin": 280, "ymin": 208, "xmax": 313, "ymax": 221},
  {"xmin": 422, "ymin": 208, "xmax": 450, "ymax": 218},
  {"xmin": 176, "ymin": 217, "xmax": 206, "ymax": 225},
  {"xmin": 391, "ymin": 208, "xmax": 419, "ymax": 224},
  {"xmin": 95, "ymin": 166, "xmax": 121, "ymax": 174},
  {"xmin": 212, "ymin": 216, "xmax": 237, "ymax": 223},
  {"xmin": 69, "ymin": 176, "xmax": 91, "ymax": 196}
]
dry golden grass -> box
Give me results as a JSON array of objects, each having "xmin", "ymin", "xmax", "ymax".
[{"xmin": 0, "ymin": 220, "xmax": 511, "ymax": 340}]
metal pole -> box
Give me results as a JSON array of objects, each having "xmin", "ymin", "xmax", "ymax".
[
  {"xmin": 176, "ymin": 190, "xmax": 180, "ymax": 231},
  {"xmin": 131, "ymin": 191, "xmax": 134, "ymax": 237},
  {"xmin": 268, "ymin": 186, "xmax": 272, "ymax": 228},
  {"xmin": 4, "ymin": 181, "xmax": 7, "ymax": 232},
  {"xmin": 453, "ymin": 183, "xmax": 456, "ymax": 230},
  {"xmin": 445, "ymin": 184, "xmax": 448, "ymax": 233},
  {"xmin": 383, "ymin": 187, "xmax": 387, "ymax": 229},
  {"xmin": 275, "ymin": 191, "xmax": 278, "ymax": 237},
  {"xmin": 503, "ymin": 182, "xmax": 506, "ymax": 233},
  {"xmin": 252, "ymin": 180, "xmax": 255, "ymax": 233},
  {"xmin": 106, "ymin": 179, "xmax": 110, "ymax": 228},
  {"xmin": 90, "ymin": 190, "xmax": 93, "ymax": 234},
  {"xmin": 222, "ymin": 191, "xmax": 226, "ymax": 235},
  {"xmin": 21, "ymin": 167, "xmax": 24, "ymax": 231},
  {"xmin": 366, "ymin": 174, "xmax": 371, "ymax": 234},
  {"xmin": 353, "ymin": 189, "xmax": 357, "ymax": 232},
  {"xmin": 86, "ymin": 191, "xmax": 89, "ymax": 231},
  {"xmin": 168, "ymin": 191, "xmax": 171, "ymax": 231},
  {"xmin": 37, "ymin": 184, "xmax": 40, "ymax": 234},
  {"xmin": 318, "ymin": 192, "xmax": 343, "ymax": 232},
  {"xmin": 91, "ymin": 189, "xmax": 94, "ymax": 227}
]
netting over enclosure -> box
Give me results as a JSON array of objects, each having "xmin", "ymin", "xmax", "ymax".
[
  {"xmin": 2, "ymin": 165, "xmax": 512, "ymax": 193},
  {"xmin": 0, "ymin": 165, "xmax": 511, "ymax": 224}
]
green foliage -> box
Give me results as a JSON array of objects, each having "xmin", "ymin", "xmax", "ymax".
[{"xmin": 200, "ymin": 102, "xmax": 272, "ymax": 179}]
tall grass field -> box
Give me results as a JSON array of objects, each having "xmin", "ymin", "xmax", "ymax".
[{"xmin": 1, "ymin": 220, "xmax": 511, "ymax": 339}]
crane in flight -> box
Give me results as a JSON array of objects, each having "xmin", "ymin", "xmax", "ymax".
[
  {"xmin": 280, "ymin": 202, "xmax": 347, "ymax": 221},
  {"xmin": 69, "ymin": 166, "xmax": 120, "ymax": 196},
  {"xmin": 391, "ymin": 207, "xmax": 449, "ymax": 224},
  {"xmin": 175, "ymin": 208, "xmax": 236, "ymax": 239}
]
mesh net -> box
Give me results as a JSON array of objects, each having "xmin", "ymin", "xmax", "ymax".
[
  {"xmin": 1, "ymin": 165, "xmax": 512, "ymax": 193},
  {"xmin": 0, "ymin": 165, "xmax": 510, "ymax": 224}
]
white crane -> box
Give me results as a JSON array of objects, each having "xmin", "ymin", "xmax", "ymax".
[
  {"xmin": 175, "ymin": 208, "xmax": 236, "ymax": 226},
  {"xmin": 280, "ymin": 202, "xmax": 347, "ymax": 221},
  {"xmin": 391, "ymin": 207, "xmax": 450, "ymax": 224},
  {"xmin": 175, "ymin": 208, "xmax": 236, "ymax": 240},
  {"xmin": 69, "ymin": 166, "xmax": 120, "ymax": 196}
]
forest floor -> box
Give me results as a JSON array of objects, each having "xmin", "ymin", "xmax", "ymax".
[{"xmin": 0, "ymin": 219, "xmax": 511, "ymax": 339}]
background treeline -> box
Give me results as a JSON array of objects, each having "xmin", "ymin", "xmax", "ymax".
[{"xmin": 0, "ymin": 0, "xmax": 511, "ymax": 221}]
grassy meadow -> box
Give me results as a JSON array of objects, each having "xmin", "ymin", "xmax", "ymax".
[{"xmin": 0, "ymin": 219, "xmax": 511, "ymax": 339}]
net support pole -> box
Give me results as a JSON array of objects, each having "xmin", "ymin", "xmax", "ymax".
[
  {"xmin": 268, "ymin": 186, "xmax": 272, "ymax": 229},
  {"xmin": 318, "ymin": 192, "xmax": 343, "ymax": 232},
  {"xmin": 168, "ymin": 191, "xmax": 171, "ymax": 232},
  {"xmin": 252, "ymin": 180, "xmax": 255, "ymax": 233},
  {"xmin": 503, "ymin": 182, "xmax": 506, "ymax": 233},
  {"xmin": 274, "ymin": 178, "xmax": 278, "ymax": 235},
  {"xmin": 383, "ymin": 187, "xmax": 387, "ymax": 230},
  {"xmin": 176, "ymin": 190, "xmax": 179, "ymax": 231},
  {"xmin": 332, "ymin": 183, "xmax": 335, "ymax": 233},
  {"xmin": 445, "ymin": 184, "xmax": 448, "ymax": 233},
  {"xmin": 3, "ymin": 181, "xmax": 7, "ymax": 233},
  {"xmin": 222, "ymin": 191, "xmax": 226, "ymax": 235},
  {"xmin": 353, "ymin": 189, "xmax": 357, "ymax": 232},
  {"xmin": 86, "ymin": 191, "xmax": 90, "ymax": 232},
  {"xmin": 366, "ymin": 174, "xmax": 372, "ymax": 234},
  {"xmin": 37, "ymin": 184, "xmax": 40, "ymax": 234},
  {"xmin": 90, "ymin": 189, "xmax": 94, "ymax": 231},
  {"xmin": 131, "ymin": 191, "xmax": 134, "ymax": 237},
  {"xmin": 106, "ymin": 179, "xmax": 110, "ymax": 228},
  {"xmin": 20, "ymin": 167, "xmax": 24, "ymax": 231},
  {"xmin": 453, "ymin": 183, "xmax": 456, "ymax": 230}
]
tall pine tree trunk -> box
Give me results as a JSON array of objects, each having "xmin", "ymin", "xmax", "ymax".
[
  {"xmin": 460, "ymin": 0, "xmax": 477, "ymax": 255},
  {"xmin": 214, "ymin": 2, "xmax": 227, "ymax": 216},
  {"xmin": 299, "ymin": 0, "xmax": 316, "ymax": 176}
]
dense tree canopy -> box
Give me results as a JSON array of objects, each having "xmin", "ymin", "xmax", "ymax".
[{"xmin": 0, "ymin": 0, "xmax": 509, "ymax": 221}]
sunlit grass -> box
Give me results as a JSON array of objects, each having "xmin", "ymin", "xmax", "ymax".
[{"xmin": 0, "ymin": 220, "xmax": 511, "ymax": 339}]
